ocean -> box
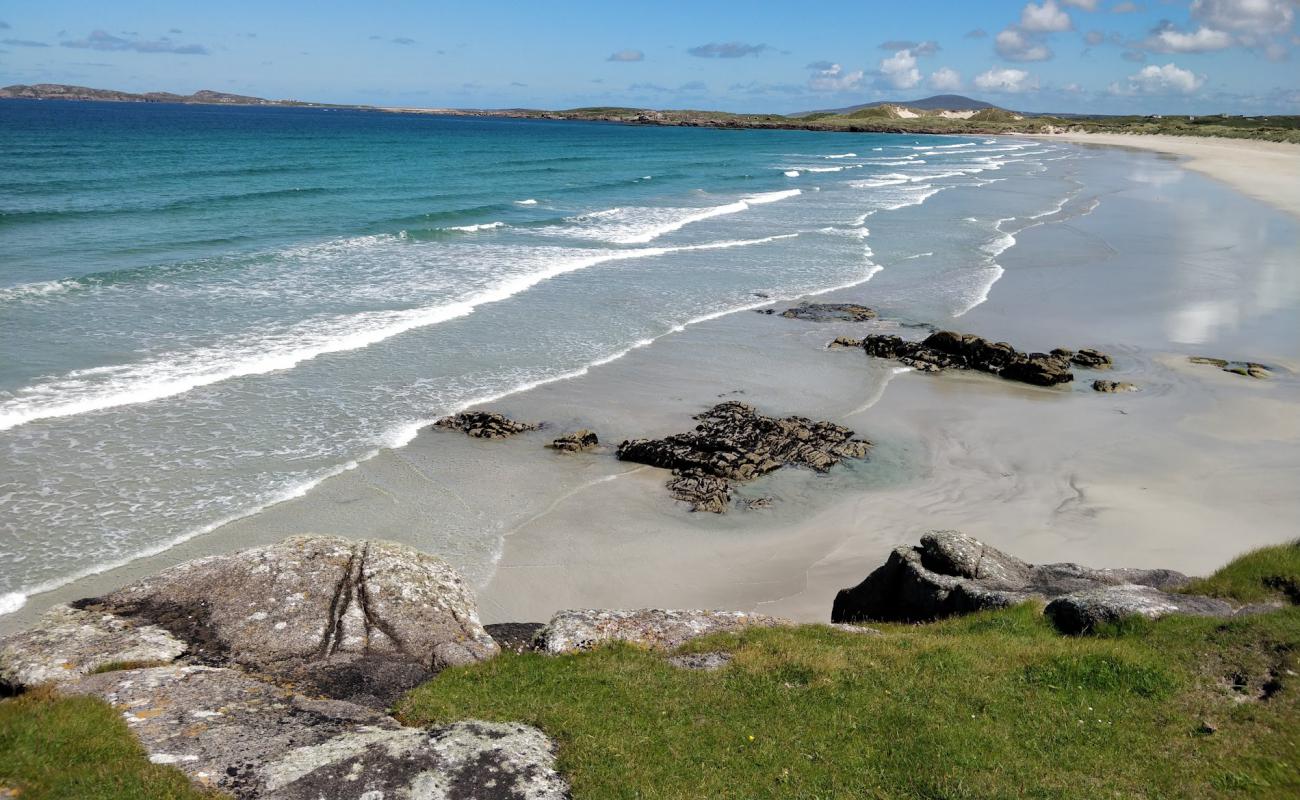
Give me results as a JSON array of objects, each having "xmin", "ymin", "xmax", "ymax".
[{"xmin": 0, "ymin": 99, "xmax": 1086, "ymax": 616}]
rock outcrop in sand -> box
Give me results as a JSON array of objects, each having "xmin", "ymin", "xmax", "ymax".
[
  {"xmin": 1189, "ymin": 356, "xmax": 1272, "ymax": 379},
  {"xmin": 616, "ymin": 401, "xmax": 870, "ymax": 512},
  {"xmin": 433, "ymin": 411, "xmax": 541, "ymax": 438},
  {"xmin": 548, "ymin": 429, "xmax": 599, "ymax": 452},
  {"xmin": 837, "ymin": 330, "xmax": 1114, "ymax": 387},
  {"xmin": 832, "ymin": 531, "xmax": 1236, "ymax": 632},
  {"xmin": 536, "ymin": 608, "xmax": 793, "ymax": 654},
  {"xmin": 77, "ymin": 536, "xmax": 498, "ymax": 707},
  {"xmin": 778, "ymin": 302, "xmax": 878, "ymax": 322}
]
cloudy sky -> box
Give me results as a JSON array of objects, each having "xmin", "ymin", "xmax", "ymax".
[{"xmin": 2, "ymin": 0, "xmax": 1297, "ymax": 114}]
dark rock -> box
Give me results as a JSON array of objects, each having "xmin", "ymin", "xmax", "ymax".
[
  {"xmin": 548, "ymin": 429, "xmax": 599, "ymax": 453},
  {"xmin": 779, "ymin": 303, "xmax": 877, "ymax": 323},
  {"xmin": 616, "ymin": 402, "xmax": 870, "ymax": 513},
  {"xmin": 89, "ymin": 536, "xmax": 498, "ymax": 708},
  {"xmin": 666, "ymin": 470, "xmax": 732, "ymax": 513},
  {"xmin": 742, "ymin": 496, "xmax": 775, "ymax": 511},
  {"xmin": 828, "ymin": 336, "xmax": 864, "ymax": 349},
  {"xmin": 1045, "ymin": 585, "xmax": 1235, "ymax": 634},
  {"xmin": 754, "ymin": 308, "xmax": 775, "ymax": 315},
  {"xmin": 853, "ymin": 330, "xmax": 1074, "ymax": 387},
  {"xmin": 485, "ymin": 622, "xmax": 546, "ymax": 654},
  {"xmin": 434, "ymin": 411, "xmax": 540, "ymax": 439},
  {"xmin": 63, "ymin": 665, "xmax": 567, "ymax": 799},
  {"xmin": 1070, "ymin": 348, "xmax": 1113, "ymax": 369},
  {"xmin": 667, "ymin": 652, "xmax": 733, "ymax": 671},
  {"xmin": 832, "ymin": 531, "xmax": 1196, "ymax": 624},
  {"xmin": 1093, "ymin": 380, "xmax": 1139, "ymax": 393},
  {"xmin": 1190, "ymin": 356, "xmax": 1272, "ymax": 379}
]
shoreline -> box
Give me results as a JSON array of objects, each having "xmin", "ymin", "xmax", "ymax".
[
  {"xmin": 3, "ymin": 136, "xmax": 1300, "ymax": 636},
  {"xmin": 1039, "ymin": 132, "xmax": 1300, "ymax": 220}
]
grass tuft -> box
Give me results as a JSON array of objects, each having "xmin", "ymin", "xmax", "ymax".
[{"xmin": 1181, "ymin": 541, "xmax": 1300, "ymax": 604}]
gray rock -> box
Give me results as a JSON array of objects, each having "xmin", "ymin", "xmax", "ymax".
[
  {"xmin": 825, "ymin": 623, "xmax": 883, "ymax": 636},
  {"xmin": 89, "ymin": 536, "xmax": 498, "ymax": 707},
  {"xmin": 832, "ymin": 531, "xmax": 1194, "ymax": 624},
  {"xmin": 64, "ymin": 665, "xmax": 566, "ymax": 799},
  {"xmin": 1093, "ymin": 380, "xmax": 1139, "ymax": 393},
  {"xmin": 1190, "ymin": 356, "xmax": 1272, "ymax": 379},
  {"xmin": 537, "ymin": 609, "xmax": 793, "ymax": 654},
  {"xmin": 779, "ymin": 303, "xmax": 877, "ymax": 323},
  {"xmin": 547, "ymin": 429, "xmax": 599, "ymax": 453},
  {"xmin": 0, "ymin": 603, "xmax": 186, "ymax": 690},
  {"xmin": 665, "ymin": 469, "xmax": 732, "ymax": 513},
  {"xmin": 853, "ymin": 330, "xmax": 1075, "ymax": 387},
  {"xmin": 1070, "ymin": 348, "xmax": 1113, "ymax": 369},
  {"xmin": 667, "ymin": 652, "xmax": 733, "ymax": 671},
  {"xmin": 485, "ymin": 622, "xmax": 546, "ymax": 654},
  {"xmin": 1045, "ymin": 584, "xmax": 1236, "ymax": 634}
]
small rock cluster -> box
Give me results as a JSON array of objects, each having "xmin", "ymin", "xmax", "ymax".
[
  {"xmin": 836, "ymin": 330, "xmax": 1115, "ymax": 388},
  {"xmin": 548, "ymin": 429, "xmax": 599, "ymax": 452},
  {"xmin": 616, "ymin": 401, "xmax": 871, "ymax": 512},
  {"xmin": 1190, "ymin": 356, "xmax": 1272, "ymax": 379},
  {"xmin": 832, "ymin": 530, "xmax": 1239, "ymax": 633},
  {"xmin": 1093, "ymin": 380, "xmax": 1139, "ymax": 393},
  {"xmin": 433, "ymin": 411, "xmax": 540, "ymax": 439},
  {"xmin": 778, "ymin": 303, "xmax": 878, "ymax": 323}
]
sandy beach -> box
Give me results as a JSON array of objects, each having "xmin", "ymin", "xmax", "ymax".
[
  {"xmin": 1043, "ymin": 132, "xmax": 1300, "ymax": 220},
  {"xmin": 5, "ymin": 135, "xmax": 1297, "ymax": 636}
]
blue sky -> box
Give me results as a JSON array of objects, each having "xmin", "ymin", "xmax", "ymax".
[{"xmin": 2, "ymin": 1, "xmax": 1297, "ymax": 114}]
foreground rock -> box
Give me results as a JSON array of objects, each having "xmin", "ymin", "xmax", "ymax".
[
  {"xmin": 0, "ymin": 604, "xmax": 186, "ymax": 690},
  {"xmin": 65, "ymin": 665, "xmax": 567, "ymax": 799},
  {"xmin": 1045, "ymin": 585, "xmax": 1235, "ymax": 634},
  {"xmin": 82, "ymin": 536, "xmax": 498, "ymax": 707},
  {"xmin": 778, "ymin": 303, "xmax": 877, "ymax": 323},
  {"xmin": 843, "ymin": 330, "xmax": 1114, "ymax": 387},
  {"xmin": 831, "ymin": 531, "xmax": 1226, "ymax": 630},
  {"xmin": 536, "ymin": 609, "xmax": 793, "ymax": 654},
  {"xmin": 547, "ymin": 429, "xmax": 599, "ymax": 452},
  {"xmin": 616, "ymin": 401, "xmax": 870, "ymax": 512},
  {"xmin": 434, "ymin": 411, "xmax": 541, "ymax": 439},
  {"xmin": 1093, "ymin": 380, "xmax": 1139, "ymax": 393},
  {"xmin": 1190, "ymin": 356, "xmax": 1272, "ymax": 379}
]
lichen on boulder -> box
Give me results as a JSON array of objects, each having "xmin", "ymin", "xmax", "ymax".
[{"xmin": 536, "ymin": 608, "xmax": 793, "ymax": 654}]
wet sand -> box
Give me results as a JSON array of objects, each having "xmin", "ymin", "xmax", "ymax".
[{"xmin": 5, "ymin": 141, "xmax": 1299, "ymax": 635}]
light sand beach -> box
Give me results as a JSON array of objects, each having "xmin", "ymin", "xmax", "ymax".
[
  {"xmin": 1043, "ymin": 132, "xmax": 1300, "ymax": 220},
  {"xmin": 5, "ymin": 138, "xmax": 1297, "ymax": 635}
]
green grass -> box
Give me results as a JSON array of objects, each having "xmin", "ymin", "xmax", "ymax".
[
  {"xmin": 1181, "ymin": 541, "xmax": 1300, "ymax": 605},
  {"xmin": 0, "ymin": 687, "xmax": 222, "ymax": 800},
  {"xmin": 399, "ymin": 604, "xmax": 1300, "ymax": 799}
]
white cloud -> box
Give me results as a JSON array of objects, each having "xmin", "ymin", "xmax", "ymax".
[
  {"xmin": 1143, "ymin": 25, "xmax": 1234, "ymax": 53},
  {"xmin": 974, "ymin": 67, "xmax": 1039, "ymax": 92},
  {"xmin": 606, "ymin": 49, "xmax": 644, "ymax": 62},
  {"xmin": 996, "ymin": 27, "xmax": 1053, "ymax": 61},
  {"xmin": 1114, "ymin": 62, "xmax": 1206, "ymax": 94},
  {"xmin": 929, "ymin": 67, "xmax": 963, "ymax": 91},
  {"xmin": 808, "ymin": 63, "xmax": 865, "ymax": 92},
  {"xmin": 1191, "ymin": 0, "xmax": 1295, "ymax": 35},
  {"xmin": 1020, "ymin": 0, "xmax": 1074, "ymax": 32},
  {"xmin": 879, "ymin": 49, "xmax": 921, "ymax": 89},
  {"xmin": 1062, "ymin": 0, "xmax": 1099, "ymax": 9}
]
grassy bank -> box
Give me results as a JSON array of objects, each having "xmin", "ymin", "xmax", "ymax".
[{"xmin": 2, "ymin": 544, "xmax": 1296, "ymax": 799}]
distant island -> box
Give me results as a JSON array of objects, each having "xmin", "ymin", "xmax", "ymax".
[{"xmin": 4, "ymin": 84, "xmax": 1297, "ymax": 143}]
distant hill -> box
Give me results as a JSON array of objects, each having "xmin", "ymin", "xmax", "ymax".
[
  {"xmin": 0, "ymin": 84, "xmax": 296, "ymax": 106},
  {"xmin": 796, "ymin": 94, "xmax": 1001, "ymax": 117}
]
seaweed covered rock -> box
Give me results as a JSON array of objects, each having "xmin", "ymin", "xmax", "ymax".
[
  {"xmin": 84, "ymin": 536, "xmax": 498, "ymax": 707},
  {"xmin": 1069, "ymin": 348, "xmax": 1113, "ymax": 369},
  {"xmin": 666, "ymin": 469, "xmax": 733, "ymax": 513},
  {"xmin": 64, "ymin": 665, "xmax": 568, "ymax": 799},
  {"xmin": 1190, "ymin": 356, "xmax": 1272, "ymax": 379},
  {"xmin": 434, "ymin": 411, "xmax": 540, "ymax": 439},
  {"xmin": 616, "ymin": 402, "xmax": 870, "ymax": 512},
  {"xmin": 548, "ymin": 429, "xmax": 599, "ymax": 452},
  {"xmin": 853, "ymin": 330, "xmax": 1079, "ymax": 386},
  {"xmin": 779, "ymin": 303, "xmax": 877, "ymax": 323},
  {"xmin": 832, "ymin": 531, "xmax": 1194, "ymax": 624},
  {"xmin": 1093, "ymin": 380, "xmax": 1139, "ymax": 393},
  {"xmin": 536, "ymin": 608, "xmax": 793, "ymax": 654}
]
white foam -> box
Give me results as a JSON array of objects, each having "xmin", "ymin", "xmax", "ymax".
[
  {"xmin": 784, "ymin": 170, "xmax": 800, "ymax": 177},
  {"xmin": 0, "ymin": 278, "xmax": 79, "ymax": 302},
  {"xmin": 914, "ymin": 142, "xmax": 976, "ymax": 149},
  {"xmin": 554, "ymin": 189, "xmax": 801, "ymax": 245},
  {"xmin": 0, "ymin": 234, "xmax": 796, "ymax": 431},
  {"xmin": 0, "ymin": 592, "xmax": 25, "ymax": 616},
  {"xmin": 514, "ymin": 198, "xmax": 538, "ymax": 205},
  {"xmin": 824, "ymin": 153, "xmax": 857, "ymax": 159},
  {"xmin": 803, "ymin": 166, "xmax": 844, "ymax": 173},
  {"xmin": 445, "ymin": 221, "xmax": 506, "ymax": 232}
]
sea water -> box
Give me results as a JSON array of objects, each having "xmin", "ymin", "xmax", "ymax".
[{"xmin": 0, "ymin": 100, "xmax": 1083, "ymax": 614}]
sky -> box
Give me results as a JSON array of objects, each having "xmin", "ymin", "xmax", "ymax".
[{"xmin": 1, "ymin": 1, "xmax": 1298, "ymax": 114}]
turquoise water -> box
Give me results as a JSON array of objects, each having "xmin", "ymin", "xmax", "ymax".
[{"xmin": 0, "ymin": 100, "xmax": 1080, "ymax": 614}]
